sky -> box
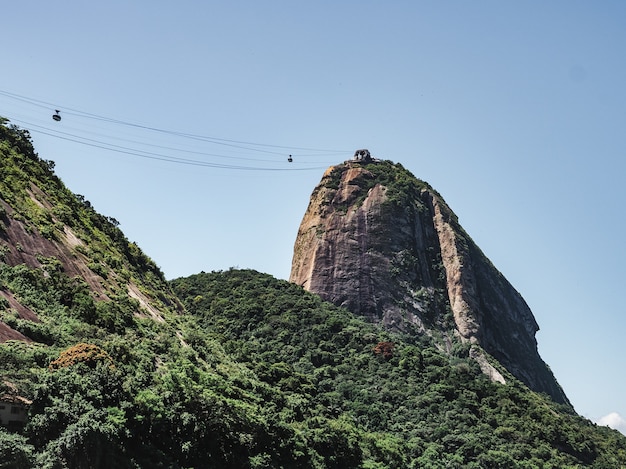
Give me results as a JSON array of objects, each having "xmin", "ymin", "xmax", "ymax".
[{"xmin": 2, "ymin": 1, "xmax": 625, "ymax": 434}]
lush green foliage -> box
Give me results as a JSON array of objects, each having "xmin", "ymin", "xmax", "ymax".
[
  {"xmin": 171, "ymin": 269, "xmax": 626, "ymax": 468},
  {"xmin": 0, "ymin": 118, "xmax": 170, "ymax": 299},
  {"xmin": 1, "ymin": 120, "xmax": 626, "ymax": 467}
]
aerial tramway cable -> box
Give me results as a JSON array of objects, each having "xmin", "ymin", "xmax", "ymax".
[{"xmin": 0, "ymin": 89, "xmax": 349, "ymax": 171}]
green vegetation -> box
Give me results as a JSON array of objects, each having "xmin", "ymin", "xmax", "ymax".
[
  {"xmin": 322, "ymin": 160, "xmax": 434, "ymax": 212},
  {"xmin": 1, "ymin": 119, "xmax": 626, "ymax": 467},
  {"xmin": 171, "ymin": 269, "xmax": 626, "ymax": 468}
]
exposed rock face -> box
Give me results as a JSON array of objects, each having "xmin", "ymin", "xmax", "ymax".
[
  {"xmin": 290, "ymin": 160, "xmax": 569, "ymax": 405},
  {"xmin": 1, "ymin": 197, "xmax": 109, "ymax": 297},
  {"xmin": 0, "ymin": 123, "xmax": 183, "ymax": 344}
]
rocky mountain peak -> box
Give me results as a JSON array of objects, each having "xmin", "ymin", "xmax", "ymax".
[{"xmin": 290, "ymin": 158, "xmax": 569, "ymax": 405}]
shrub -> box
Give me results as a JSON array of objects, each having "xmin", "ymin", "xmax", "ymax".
[{"xmin": 49, "ymin": 343, "xmax": 114, "ymax": 370}]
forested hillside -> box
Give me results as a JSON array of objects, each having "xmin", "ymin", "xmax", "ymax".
[
  {"xmin": 171, "ymin": 269, "xmax": 626, "ymax": 468},
  {"xmin": 1, "ymin": 119, "xmax": 626, "ymax": 468}
]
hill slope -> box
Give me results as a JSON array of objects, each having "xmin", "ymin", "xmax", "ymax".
[
  {"xmin": 172, "ymin": 269, "xmax": 626, "ymax": 468},
  {"xmin": 0, "ymin": 119, "xmax": 313, "ymax": 467},
  {"xmin": 1, "ymin": 121, "xmax": 625, "ymax": 467}
]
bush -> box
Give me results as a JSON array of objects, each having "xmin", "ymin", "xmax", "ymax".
[{"xmin": 49, "ymin": 343, "xmax": 114, "ymax": 370}]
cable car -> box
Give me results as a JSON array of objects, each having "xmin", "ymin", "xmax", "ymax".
[
  {"xmin": 52, "ymin": 110, "xmax": 61, "ymax": 122},
  {"xmin": 288, "ymin": 155, "xmax": 293, "ymax": 162}
]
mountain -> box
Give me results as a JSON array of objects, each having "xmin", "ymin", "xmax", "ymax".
[
  {"xmin": 290, "ymin": 157, "xmax": 568, "ymax": 405},
  {"xmin": 1, "ymin": 121, "xmax": 626, "ymax": 468},
  {"xmin": 0, "ymin": 120, "xmax": 182, "ymax": 338},
  {"xmin": 0, "ymin": 119, "xmax": 281, "ymax": 467}
]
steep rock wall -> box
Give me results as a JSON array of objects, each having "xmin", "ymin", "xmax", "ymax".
[{"xmin": 290, "ymin": 161, "xmax": 569, "ymax": 405}]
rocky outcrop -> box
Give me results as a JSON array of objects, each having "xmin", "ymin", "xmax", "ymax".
[
  {"xmin": 0, "ymin": 122, "xmax": 183, "ymax": 344},
  {"xmin": 0, "ymin": 198, "xmax": 109, "ymax": 297},
  {"xmin": 290, "ymin": 160, "xmax": 570, "ymax": 405}
]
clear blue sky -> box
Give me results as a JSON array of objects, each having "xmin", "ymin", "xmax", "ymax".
[{"xmin": 3, "ymin": 1, "xmax": 625, "ymax": 433}]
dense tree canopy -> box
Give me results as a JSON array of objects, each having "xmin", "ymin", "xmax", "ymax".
[{"xmin": 170, "ymin": 269, "xmax": 626, "ymax": 468}]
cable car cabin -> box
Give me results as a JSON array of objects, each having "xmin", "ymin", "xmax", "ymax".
[
  {"xmin": 52, "ymin": 110, "xmax": 61, "ymax": 122},
  {"xmin": 288, "ymin": 155, "xmax": 293, "ymax": 162}
]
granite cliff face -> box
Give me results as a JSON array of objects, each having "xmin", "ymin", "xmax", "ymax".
[{"xmin": 290, "ymin": 159, "xmax": 569, "ymax": 405}]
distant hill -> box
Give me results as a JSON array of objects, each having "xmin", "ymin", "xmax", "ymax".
[{"xmin": 1, "ymin": 120, "xmax": 625, "ymax": 467}]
